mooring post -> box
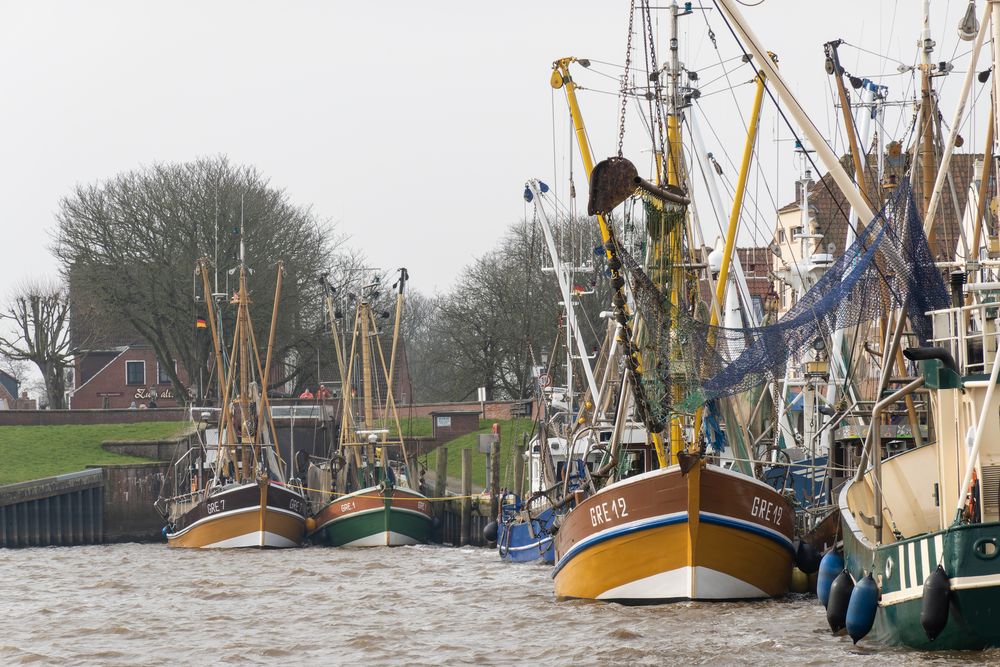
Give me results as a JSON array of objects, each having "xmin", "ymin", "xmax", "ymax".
[
  {"xmin": 513, "ymin": 441, "xmax": 525, "ymax": 500},
  {"xmin": 489, "ymin": 440, "xmax": 500, "ymax": 521},
  {"xmin": 460, "ymin": 448, "xmax": 472, "ymax": 546},
  {"xmin": 434, "ymin": 447, "xmax": 448, "ymax": 502}
]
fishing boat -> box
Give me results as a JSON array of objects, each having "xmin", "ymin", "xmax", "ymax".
[
  {"xmin": 827, "ymin": 2, "xmax": 1000, "ymax": 648},
  {"xmin": 306, "ymin": 269, "xmax": 433, "ymax": 547},
  {"xmin": 156, "ymin": 254, "xmax": 307, "ymax": 548},
  {"xmin": 546, "ymin": 0, "xmax": 797, "ymax": 601}
]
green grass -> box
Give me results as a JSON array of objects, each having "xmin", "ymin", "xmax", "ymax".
[
  {"xmin": 425, "ymin": 418, "xmax": 535, "ymax": 491},
  {"xmin": 396, "ymin": 416, "xmax": 433, "ymax": 438},
  {"xmin": 0, "ymin": 422, "xmax": 192, "ymax": 486}
]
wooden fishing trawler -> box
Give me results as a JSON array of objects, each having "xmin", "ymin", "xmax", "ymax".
[
  {"xmin": 157, "ymin": 255, "xmax": 307, "ymax": 548},
  {"xmin": 306, "ymin": 269, "xmax": 432, "ymax": 547},
  {"xmin": 547, "ymin": 0, "xmax": 795, "ymax": 602}
]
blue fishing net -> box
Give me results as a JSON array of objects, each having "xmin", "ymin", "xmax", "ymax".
[{"xmin": 616, "ymin": 178, "xmax": 949, "ymax": 415}]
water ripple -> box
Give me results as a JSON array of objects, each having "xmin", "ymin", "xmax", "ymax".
[{"xmin": 2, "ymin": 543, "xmax": 998, "ymax": 665}]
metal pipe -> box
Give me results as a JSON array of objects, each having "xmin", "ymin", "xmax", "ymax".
[
  {"xmin": 954, "ymin": 326, "xmax": 1000, "ymax": 521},
  {"xmin": 924, "ymin": 9, "xmax": 992, "ymax": 234},
  {"xmin": 868, "ymin": 377, "xmax": 926, "ymax": 542}
]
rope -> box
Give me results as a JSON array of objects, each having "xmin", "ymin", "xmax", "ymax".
[{"xmin": 285, "ymin": 482, "xmax": 486, "ymax": 503}]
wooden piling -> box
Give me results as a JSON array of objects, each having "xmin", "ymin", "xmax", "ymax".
[
  {"xmin": 513, "ymin": 442, "xmax": 525, "ymax": 499},
  {"xmin": 460, "ymin": 448, "xmax": 472, "ymax": 546},
  {"xmin": 489, "ymin": 441, "xmax": 500, "ymax": 520},
  {"xmin": 435, "ymin": 447, "xmax": 448, "ymax": 500}
]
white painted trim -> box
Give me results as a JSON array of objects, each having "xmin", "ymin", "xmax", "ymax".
[
  {"xmin": 124, "ymin": 359, "xmax": 146, "ymax": 387},
  {"xmin": 68, "ymin": 347, "xmax": 129, "ymax": 403},
  {"xmin": 340, "ymin": 531, "xmax": 422, "ymax": 547},
  {"xmin": 596, "ymin": 565, "xmax": 769, "ymax": 601}
]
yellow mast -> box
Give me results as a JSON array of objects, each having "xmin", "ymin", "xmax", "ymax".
[
  {"xmin": 692, "ymin": 67, "xmax": 767, "ymax": 444},
  {"xmin": 551, "ymin": 57, "xmax": 669, "ymax": 469}
]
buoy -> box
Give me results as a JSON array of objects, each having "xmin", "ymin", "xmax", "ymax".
[
  {"xmin": 483, "ymin": 521, "xmax": 499, "ymax": 543},
  {"xmin": 846, "ymin": 573, "xmax": 879, "ymax": 643},
  {"xmin": 920, "ymin": 564, "xmax": 950, "ymax": 641},
  {"xmin": 304, "ymin": 517, "xmax": 316, "ymax": 533},
  {"xmin": 827, "ymin": 570, "xmax": 854, "ymax": 632},
  {"xmin": 817, "ymin": 550, "xmax": 844, "ymax": 608},
  {"xmin": 791, "ymin": 567, "xmax": 809, "ymax": 593},
  {"xmin": 796, "ymin": 540, "xmax": 821, "ymax": 574}
]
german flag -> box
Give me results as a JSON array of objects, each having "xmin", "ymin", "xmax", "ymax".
[{"xmin": 196, "ymin": 317, "xmax": 207, "ymax": 329}]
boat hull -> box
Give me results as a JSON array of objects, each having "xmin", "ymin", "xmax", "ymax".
[
  {"xmin": 166, "ymin": 480, "xmax": 307, "ymax": 549},
  {"xmin": 498, "ymin": 507, "xmax": 556, "ymax": 564},
  {"xmin": 841, "ymin": 518, "xmax": 1000, "ymax": 649},
  {"xmin": 310, "ymin": 486, "xmax": 432, "ymax": 547},
  {"xmin": 552, "ymin": 463, "xmax": 794, "ymax": 602}
]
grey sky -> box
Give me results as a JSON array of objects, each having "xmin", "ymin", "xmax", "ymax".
[{"xmin": 1, "ymin": 1, "xmax": 990, "ymax": 301}]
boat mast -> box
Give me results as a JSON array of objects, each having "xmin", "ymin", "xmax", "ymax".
[{"xmin": 551, "ymin": 56, "xmax": 669, "ymax": 468}]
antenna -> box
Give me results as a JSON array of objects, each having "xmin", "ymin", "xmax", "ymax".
[
  {"xmin": 214, "ymin": 182, "xmax": 219, "ymax": 295},
  {"xmin": 239, "ymin": 193, "xmax": 246, "ymax": 265}
]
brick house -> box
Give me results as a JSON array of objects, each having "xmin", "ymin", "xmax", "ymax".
[
  {"xmin": 70, "ymin": 343, "xmax": 189, "ymax": 409},
  {"xmin": 68, "ymin": 265, "xmax": 190, "ymax": 409}
]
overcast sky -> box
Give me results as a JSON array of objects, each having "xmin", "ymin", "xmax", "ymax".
[{"xmin": 1, "ymin": 1, "xmax": 991, "ymax": 300}]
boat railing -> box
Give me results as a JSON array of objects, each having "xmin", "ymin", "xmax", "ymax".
[{"xmin": 929, "ymin": 301, "xmax": 1000, "ymax": 376}]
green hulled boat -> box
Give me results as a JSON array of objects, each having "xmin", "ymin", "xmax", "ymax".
[
  {"xmin": 305, "ymin": 269, "xmax": 432, "ymax": 547},
  {"xmin": 310, "ymin": 484, "xmax": 432, "ymax": 547},
  {"xmin": 838, "ymin": 296, "xmax": 1000, "ymax": 649}
]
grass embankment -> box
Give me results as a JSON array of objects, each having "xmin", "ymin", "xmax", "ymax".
[
  {"xmin": 396, "ymin": 415, "xmax": 433, "ymax": 438},
  {"xmin": 425, "ymin": 418, "xmax": 535, "ymax": 491},
  {"xmin": 0, "ymin": 422, "xmax": 191, "ymax": 486}
]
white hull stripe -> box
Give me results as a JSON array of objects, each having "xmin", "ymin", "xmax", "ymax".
[
  {"xmin": 339, "ymin": 531, "xmax": 422, "ymax": 547},
  {"xmin": 316, "ymin": 505, "xmax": 431, "ymax": 531},
  {"xmin": 595, "ymin": 565, "xmax": 769, "ymax": 601},
  {"xmin": 201, "ymin": 531, "xmax": 299, "ymax": 549},
  {"xmin": 881, "ymin": 573, "xmax": 1000, "ymax": 606},
  {"xmin": 506, "ymin": 537, "xmax": 554, "ymax": 553},
  {"xmin": 168, "ymin": 505, "xmax": 303, "ymax": 538}
]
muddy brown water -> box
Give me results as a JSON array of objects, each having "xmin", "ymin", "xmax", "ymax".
[{"xmin": 1, "ymin": 544, "xmax": 996, "ymax": 665}]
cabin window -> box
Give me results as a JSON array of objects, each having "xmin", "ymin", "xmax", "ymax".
[
  {"xmin": 125, "ymin": 361, "xmax": 145, "ymax": 386},
  {"xmin": 157, "ymin": 362, "xmax": 173, "ymax": 385}
]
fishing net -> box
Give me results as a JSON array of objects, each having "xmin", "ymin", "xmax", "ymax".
[{"xmin": 615, "ymin": 177, "xmax": 949, "ymax": 417}]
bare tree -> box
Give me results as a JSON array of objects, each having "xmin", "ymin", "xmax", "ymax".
[
  {"xmin": 54, "ymin": 156, "xmax": 360, "ymax": 404},
  {"xmin": 0, "ymin": 281, "xmax": 73, "ymax": 408},
  {"xmin": 406, "ymin": 214, "xmax": 608, "ymax": 402}
]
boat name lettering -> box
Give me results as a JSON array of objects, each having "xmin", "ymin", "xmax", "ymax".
[
  {"xmin": 340, "ymin": 501, "xmax": 356, "ymax": 513},
  {"xmin": 206, "ymin": 499, "xmax": 225, "ymax": 514},
  {"xmin": 417, "ymin": 501, "xmax": 429, "ymax": 512},
  {"xmin": 289, "ymin": 498, "xmax": 303, "ymax": 514},
  {"xmin": 589, "ymin": 497, "xmax": 628, "ymax": 527},
  {"xmin": 750, "ymin": 496, "xmax": 782, "ymax": 525}
]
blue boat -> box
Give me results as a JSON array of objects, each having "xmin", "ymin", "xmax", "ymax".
[{"xmin": 497, "ymin": 497, "xmax": 556, "ymax": 563}]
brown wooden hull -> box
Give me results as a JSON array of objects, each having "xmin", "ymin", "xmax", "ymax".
[
  {"xmin": 552, "ymin": 463, "xmax": 794, "ymax": 601},
  {"xmin": 167, "ymin": 480, "xmax": 307, "ymax": 548}
]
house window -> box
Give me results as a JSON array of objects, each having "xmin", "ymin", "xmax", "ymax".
[
  {"xmin": 792, "ymin": 226, "xmax": 804, "ymax": 238},
  {"xmin": 125, "ymin": 361, "xmax": 145, "ymax": 386},
  {"xmin": 778, "ymin": 230, "xmax": 786, "ymax": 243},
  {"xmin": 157, "ymin": 362, "xmax": 173, "ymax": 385}
]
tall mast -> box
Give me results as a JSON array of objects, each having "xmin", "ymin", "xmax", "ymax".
[
  {"xmin": 919, "ymin": 0, "xmax": 937, "ymax": 240},
  {"xmin": 551, "ymin": 56, "xmax": 670, "ymax": 468},
  {"xmin": 360, "ymin": 295, "xmax": 374, "ymax": 432}
]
